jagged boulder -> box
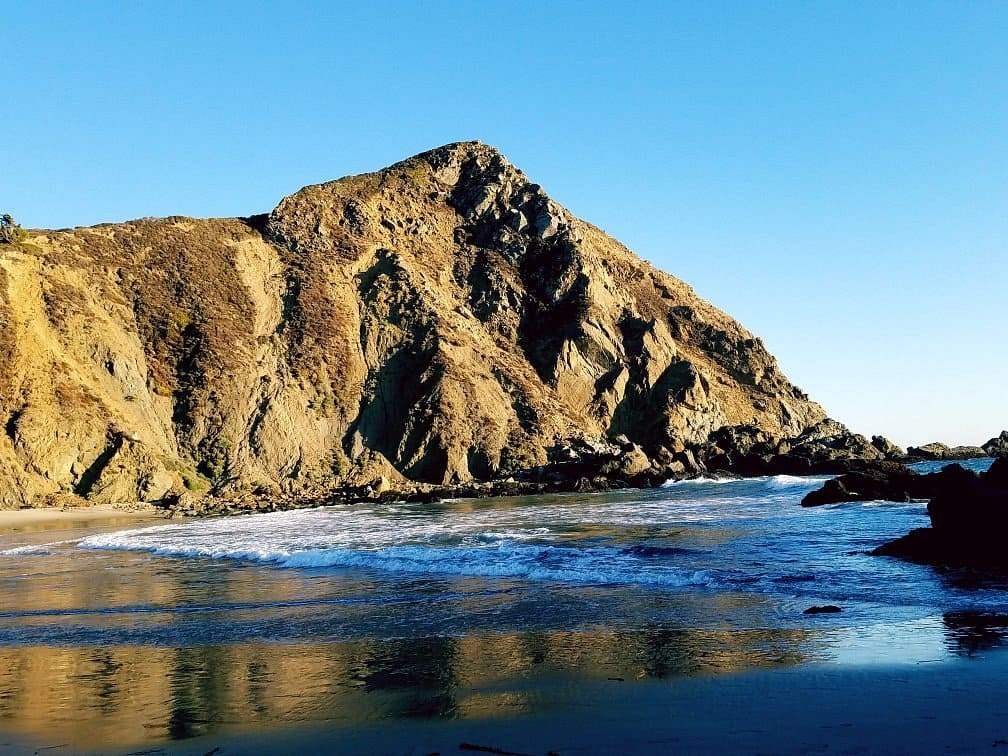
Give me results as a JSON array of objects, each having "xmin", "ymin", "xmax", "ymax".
[
  {"xmin": 789, "ymin": 419, "xmax": 884, "ymax": 462},
  {"xmin": 871, "ymin": 435, "xmax": 905, "ymax": 459},
  {"xmin": 694, "ymin": 419, "xmax": 895, "ymax": 479},
  {"xmin": 801, "ymin": 461, "xmax": 987, "ymax": 508},
  {"xmin": 801, "ymin": 462, "xmax": 922, "ymax": 507},
  {"xmin": 983, "ymin": 431, "xmax": 1008, "ymax": 458},
  {"xmin": 907, "ymin": 442, "xmax": 952, "ymax": 459}
]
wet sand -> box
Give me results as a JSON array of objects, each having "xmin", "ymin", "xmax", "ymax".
[
  {"xmin": 0, "ymin": 503, "xmax": 159, "ymax": 528},
  {"xmin": 33, "ymin": 653, "xmax": 1008, "ymax": 755}
]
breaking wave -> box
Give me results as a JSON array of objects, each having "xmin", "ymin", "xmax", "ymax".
[
  {"xmin": 0, "ymin": 540, "xmax": 75, "ymax": 556},
  {"xmin": 70, "ymin": 472, "xmax": 839, "ymax": 590},
  {"xmin": 80, "ymin": 532, "xmax": 716, "ymax": 588}
]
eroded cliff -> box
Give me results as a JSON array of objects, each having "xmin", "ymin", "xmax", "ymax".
[{"xmin": 0, "ymin": 142, "xmax": 833, "ymax": 506}]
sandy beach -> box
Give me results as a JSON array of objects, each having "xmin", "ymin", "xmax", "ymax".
[{"xmin": 0, "ymin": 503, "xmax": 160, "ymax": 529}]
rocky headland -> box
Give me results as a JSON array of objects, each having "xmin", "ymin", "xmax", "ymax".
[{"xmin": 0, "ymin": 141, "xmax": 946, "ymax": 515}]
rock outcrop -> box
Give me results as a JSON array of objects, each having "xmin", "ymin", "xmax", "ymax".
[
  {"xmin": 695, "ymin": 421, "xmax": 903, "ymax": 478},
  {"xmin": 801, "ymin": 459, "xmax": 1002, "ymax": 509},
  {"xmin": 872, "ymin": 459, "xmax": 1008, "ymax": 568},
  {"xmin": 800, "ymin": 461, "xmax": 924, "ymax": 507},
  {"xmin": 983, "ymin": 431, "xmax": 1008, "ymax": 458},
  {"xmin": 0, "ymin": 141, "xmax": 847, "ymax": 507},
  {"xmin": 906, "ymin": 442, "xmax": 987, "ymax": 461}
]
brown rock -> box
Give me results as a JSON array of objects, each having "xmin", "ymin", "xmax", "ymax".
[{"xmin": 0, "ymin": 142, "xmax": 830, "ymax": 507}]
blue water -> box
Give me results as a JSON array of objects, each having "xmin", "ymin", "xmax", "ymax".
[
  {"xmin": 2, "ymin": 458, "xmax": 999, "ymax": 647},
  {"xmin": 0, "ymin": 458, "xmax": 1004, "ymax": 747},
  {"xmin": 909, "ymin": 458, "xmax": 995, "ymax": 475}
]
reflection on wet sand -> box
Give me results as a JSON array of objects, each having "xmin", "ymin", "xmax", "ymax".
[
  {"xmin": 943, "ymin": 612, "xmax": 1008, "ymax": 656},
  {"xmin": 9, "ymin": 499, "xmax": 1006, "ymax": 752},
  {"xmin": 0, "ymin": 626, "xmax": 826, "ymax": 750}
]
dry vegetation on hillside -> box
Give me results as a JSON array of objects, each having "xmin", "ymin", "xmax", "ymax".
[{"xmin": 0, "ymin": 143, "xmax": 828, "ymax": 506}]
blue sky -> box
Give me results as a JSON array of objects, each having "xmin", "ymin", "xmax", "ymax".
[{"xmin": 5, "ymin": 2, "xmax": 1006, "ymax": 447}]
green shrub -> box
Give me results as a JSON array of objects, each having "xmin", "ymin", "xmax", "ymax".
[
  {"xmin": 197, "ymin": 436, "xmax": 232, "ymax": 481},
  {"xmin": 182, "ymin": 472, "xmax": 208, "ymax": 491}
]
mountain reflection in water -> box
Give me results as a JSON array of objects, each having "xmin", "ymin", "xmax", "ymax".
[{"xmin": 0, "ymin": 627, "xmax": 826, "ymax": 748}]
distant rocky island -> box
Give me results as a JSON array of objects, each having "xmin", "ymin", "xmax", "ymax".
[{"xmin": 0, "ymin": 142, "xmax": 999, "ymax": 514}]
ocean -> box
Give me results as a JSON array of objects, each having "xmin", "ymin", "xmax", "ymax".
[{"xmin": 0, "ymin": 457, "xmax": 1003, "ymax": 750}]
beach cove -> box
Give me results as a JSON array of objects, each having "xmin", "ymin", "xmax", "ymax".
[{"xmin": 2, "ymin": 460, "xmax": 1007, "ymax": 753}]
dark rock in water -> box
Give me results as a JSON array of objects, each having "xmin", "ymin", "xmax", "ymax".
[
  {"xmin": 788, "ymin": 419, "xmax": 884, "ymax": 462},
  {"xmin": 800, "ymin": 461, "xmax": 986, "ymax": 508},
  {"xmin": 694, "ymin": 419, "xmax": 904, "ymax": 480},
  {"xmin": 524, "ymin": 437, "xmax": 660, "ymax": 490},
  {"xmin": 803, "ymin": 605, "xmax": 842, "ymax": 614},
  {"xmin": 766, "ymin": 454, "xmax": 814, "ymax": 475},
  {"xmin": 405, "ymin": 490, "xmax": 441, "ymax": 504},
  {"xmin": 927, "ymin": 466, "xmax": 1006, "ymax": 541},
  {"xmin": 983, "ymin": 431, "xmax": 1008, "ymax": 458},
  {"xmin": 800, "ymin": 461, "xmax": 922, "ymax": 507},
  {"xmin": 871, "ymin": 528, "xmax": 944, "ymax": 562},
  {"xmin": 906, "ymin": 442, "xmax": 952, "ymax": 460},
  {"xmin": 872, "ymin": 460, "xmax": 1008, "ymax": 569},
  {"xmin": 984, "ymin": 457, "xmax": 1008, "ymax": 487},
  {"xmin": 950, "ymin": 445, "xmax": 987, "ymax": 458}
]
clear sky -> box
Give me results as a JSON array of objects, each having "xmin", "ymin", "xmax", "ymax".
[{"xmin": 5, "ymin": 2, "xmax": 1006, "ymax": 448}]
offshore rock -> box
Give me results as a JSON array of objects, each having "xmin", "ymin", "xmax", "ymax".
[
  {"xmin": 906, "ymin": 442, "xmax": 987, "ymax": 461},
  {"xmin": 0, "ymin": 141, "xmax": 835, "ymax": 507},
  {"xmin": 800, "ymin": 461, "xmax": 993, "ymax": 508},
  {"xmin": 871, "ymin": 435, "xmax": 905, "ymax": 458},
  {"xmin": 872, "ymin": 459, "xmax": 1008, "ymax": 568},
  {"xmin": 696, "ymin": 419, "xmax": 898, "ymax": 479},
  {"xmin": 800, "ymin": 461, "xmax": 922, "ymax": 507}
]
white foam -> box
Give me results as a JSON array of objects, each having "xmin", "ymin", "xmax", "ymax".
[
  {"xmin": 663, "ymin": 474, "xmax": 826, "ymax": 487},
  {"xmin": 74, "ymin": 478, "xmax": 827, "ymax": 586},
  {"xmin": 766, "ymin": 474, "xmax": 823, "ymax": 489},
  {"xmin": 661, "ymin": 476, "xmax": 739, "ymax": 487},
  {"xmin": 0, "ymin": 539, "xmax": 75, "ymax": 556},
  {"xmin": 81, "ymin": 533, "xmax": 716, "ymax": 588}
]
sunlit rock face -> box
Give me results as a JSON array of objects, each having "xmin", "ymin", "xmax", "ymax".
[{"xmin": 0, "ymin": 142, "xmax": 829, "ymax": 505}]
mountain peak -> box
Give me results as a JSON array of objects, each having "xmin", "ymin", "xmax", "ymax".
[
  {"xmin": 409, "ymin": 139, "xmax": 501, "ymax": 164},
  {"xmin": 404, "ymin": 140, "xmax": 514, "ymax": 171},
  {"xmin": 266, "ymin": 139, "xmax": 565, "ymax": 261},
  {"xmin": 379, "ymin": 140, "xmax": 532, "ymax": 204}
]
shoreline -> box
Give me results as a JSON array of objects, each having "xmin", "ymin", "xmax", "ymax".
[
  {"xmin": 6, "ymin": 455, "xmax": 997, "ymax": 524},
  {"xmin": 0, "ymin": 502, "xmax": 160, "ymax": 529}
]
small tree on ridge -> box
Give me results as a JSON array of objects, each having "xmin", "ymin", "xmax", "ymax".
[{"xmin": 0, "ymin": 214, "xmax": 24, "ymax": 244}]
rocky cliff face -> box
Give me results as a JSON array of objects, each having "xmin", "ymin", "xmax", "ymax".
[{"xmin": 0, "ymin": 142, "xmax": 833, "ymax": 507}]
